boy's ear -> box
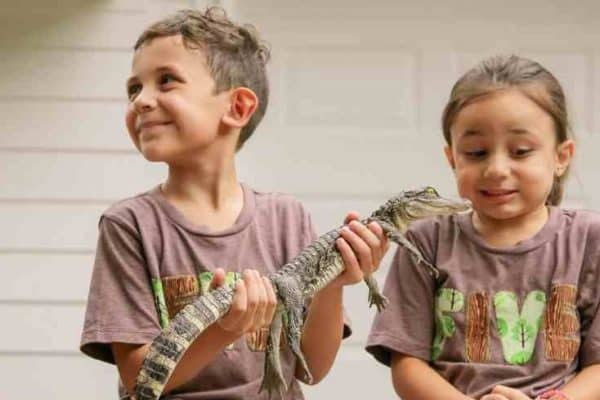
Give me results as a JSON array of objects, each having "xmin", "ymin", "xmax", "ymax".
[
  {"xmin": 222, "ymin": 87, "xmax": 258, "ymax": 129},
  {"xmin": 444, "ymin": 145, "xmax": 456, "ymax": 170},
  {"xmin": 555, "ymin": 139, "xmax": 575, "ymax": 177}
]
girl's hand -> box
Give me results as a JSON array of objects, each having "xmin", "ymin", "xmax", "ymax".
[
  {"xmin": 481, "ymin": 386, "xmax": 532, "ymax": 400},
  {"xmin": 331, "ymin": 211, "xmax": 389, "ymax": 288},
  {"xmin": 212, "ymin": 268, "xmax": 277, "ymax": 338}
]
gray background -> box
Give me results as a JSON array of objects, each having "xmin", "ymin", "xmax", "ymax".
[{"xmin": 1, "ymin": 0, "xmax": 599, "ymax": 398}]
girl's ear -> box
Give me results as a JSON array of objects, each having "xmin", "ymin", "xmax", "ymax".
[
  {"xmin": 444, "ymin": 145, "xmax": 456, "ymax": 170},
  {"xmin": 555, "ymin": 139, "xmax": 575, "ymax": 177},
  {"xmin": 222, "ymin": 87, "xmax": 258, "ymax": 129}
]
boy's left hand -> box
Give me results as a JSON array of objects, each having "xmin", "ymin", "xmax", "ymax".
[
  {"xmin": 330, "ymin": 211, "xmax": 389, "ymax": 288},
  {"xmin": 480, "ymin": 386, "xmax": 532, "ymax": 400}
]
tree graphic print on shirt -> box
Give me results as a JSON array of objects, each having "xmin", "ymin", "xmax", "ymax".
[{"xmin": 494, "ymin": 290, "xmax": 546, "ymax": 365}]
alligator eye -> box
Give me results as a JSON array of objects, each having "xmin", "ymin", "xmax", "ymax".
[{"xmin": 425, "ymin": 187, "xmax": 437, "ymax": 195}]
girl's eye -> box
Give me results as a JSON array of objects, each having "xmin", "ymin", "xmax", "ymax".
[
  {"xmin": 127, "ymin": 84, "xmax": 141, "ymax": 100},
  {"xmin": 464, "ymin": 149, "xmax": 487, "ymax": 159},
  {"xmin": 513, "ymin": 148, "xmax": 533, "ymax": 157}
]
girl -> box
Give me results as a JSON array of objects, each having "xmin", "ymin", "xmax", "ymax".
[{"xmin": 366, "ymin": 55, "xmax": 600, "ymax": 400}]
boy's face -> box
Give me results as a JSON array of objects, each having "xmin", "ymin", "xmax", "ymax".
[{"xmin": 125, "ymin": 35, "xmax": 231, "ymax": 163}]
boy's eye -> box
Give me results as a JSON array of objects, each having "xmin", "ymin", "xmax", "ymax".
[
  {"xmin": 127, "ymin": 84, "xmax": 141, "ymax": 100},
  {"xmin": 159, "ymin": 73, "xmax": 178, "ymax": 86}
]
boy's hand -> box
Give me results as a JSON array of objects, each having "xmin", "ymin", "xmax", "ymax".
[
  {"xmin": 331, "ymin": 211, "xmax": 389, "ymax": 288},
  {"xmin": 480, "ymin": 386, "xmax": 532, "ymax": 400},
  {"xmin": 211, "ymin": 268, "xmax": 277, "ymax": 338}
]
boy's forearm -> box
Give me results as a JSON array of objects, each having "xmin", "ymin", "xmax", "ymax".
[
  {"xmin": 391, "ymin": 354, "xmax": 472, "ymax": 400},
  {"xmin": 297, "ymin": 283, "xmax": 345, "ymax": 384},
  {"xmin": 113, "ymin": 323, "xmax": 238, "ymax": 395},
  {"xmin": 560, "ymin": 363, "xmax": 600, "ymax": 400}
]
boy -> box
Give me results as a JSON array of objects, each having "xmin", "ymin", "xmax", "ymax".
[{"xmin": 80, "ymin": 8, "xmax": 388, "ymax": 399}]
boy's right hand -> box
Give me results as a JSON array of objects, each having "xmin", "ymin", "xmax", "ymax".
[{"xmin": 211, "ymin": 268, "xmax": 278, "ymax": 338}]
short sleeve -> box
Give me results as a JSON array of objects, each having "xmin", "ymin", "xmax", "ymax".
[
  {"xmin": 80, "ymin": 216, "xmax": 161, "ymax": 364},
  {"xmin": 365, "ymin": 230, "xmax": 437, "ymax": 366},
  {"xmin": 578, "ymin": 239, "xmax": 600, "ymax": 367}
]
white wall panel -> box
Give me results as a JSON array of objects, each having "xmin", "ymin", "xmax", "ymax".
[
  {"xmin": 0, "ymin": 254, "xmax": 94, "ymax": 301},
  {"xmin": 282, "ymin": 48, "xmax": 417, "ymax": 131},
  {"xmin": 301, "ymin": 345, "xmax": 396, "ymax": 399},
  {"xmin": 0, "ymin": 100, "xmax": 130, "ymax": 150},
  {"xmin": 0, "ymin": 355, "xmax": 117, "ymax": 399},
  {"xmin": 2, "ymin": 304, "xmax": 84, "ymax": 352},
  {"xmin": 0, "ymin": 203, "xmax": 103, "ymax": 250},
  {"xmin": 0, "ymin": 153, "xmax": 164, "ymax": 200},
  {"xmin": 0, "ymin": 50, "xmax": 130, "ymax": 99}
]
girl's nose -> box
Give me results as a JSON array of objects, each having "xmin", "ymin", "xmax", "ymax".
[{"xmin": 483, "ymin": 153, "xmax": 510, "ymax": 179}]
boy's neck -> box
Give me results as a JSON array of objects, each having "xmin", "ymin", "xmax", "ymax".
[
  {"xmin": 471, "ymin": 205, "xmax": 549, "ymax": 248},
  {"xmin": 161, "ymin": 162, "xmax": 244, "ymax": 231}
]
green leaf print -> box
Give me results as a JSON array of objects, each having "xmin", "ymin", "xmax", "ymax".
[
  {"xmin": 509, "ymin": 351, "xmax": 531, "ymax": 365},
  {"xmin": 493, "ymin": 291, "xmax": 546, "ymax": 365},
  {"xmin": 497, "ymin": 318, "xmax": 508, "ymax": 337},
  {"xmin": 432, "ymin": 288, "xmax": 464, "ymax": 361}
]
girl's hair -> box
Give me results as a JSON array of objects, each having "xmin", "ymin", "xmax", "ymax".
[
  {"xmin": 441, "ymin": 55, "xmax": 572, "ymax": 205},
  {"xmin": 134, "ymin": 8, "xmax": 270, "ymax": 150}
]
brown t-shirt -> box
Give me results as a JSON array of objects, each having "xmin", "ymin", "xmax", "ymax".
[
  {"xmin": 80, "ymin": 183, "xmax": 347, "ymax": 399},
  {"xmin": 367, "ymin": 207, "xmax": 600, "ymax": 398}
]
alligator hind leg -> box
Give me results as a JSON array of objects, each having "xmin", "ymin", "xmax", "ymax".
[
  {"xmin": 364, "ymin": 274, "xmax": 388, "ymax": 311},
  {"xmin": 260, "ymin": 305, "xmax": 286, "ymax": 398}
]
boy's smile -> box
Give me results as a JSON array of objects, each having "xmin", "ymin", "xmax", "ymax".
[
  {"xmin": 445, "ymin": 88, "xmax": 573, "ymax": 233},
  {"xmin": 125, "ymin": 35, "xmax": 232, "ymax": 164}
]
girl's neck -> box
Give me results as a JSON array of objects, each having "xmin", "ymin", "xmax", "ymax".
[{"xmin": 472, "ymin": 205, "xmax": 549, "ymax": 248}]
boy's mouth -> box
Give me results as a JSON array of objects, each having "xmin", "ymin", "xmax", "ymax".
[
  {"xmin": 480, "ymin": 188, "xmax": 518, "ymax": 200},
  {"xmin": 138, "ymin": 120, "xmax": 172, "ymax": 132}
]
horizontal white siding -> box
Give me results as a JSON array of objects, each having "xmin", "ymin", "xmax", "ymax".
[{"xmin": 3, "ymin": 0, "xmax": 600, "ymax": 399}]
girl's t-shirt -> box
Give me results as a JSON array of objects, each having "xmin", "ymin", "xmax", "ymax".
[{"xmin": 367, "ymin": 207, "xmax": 600, "ymax": 398}]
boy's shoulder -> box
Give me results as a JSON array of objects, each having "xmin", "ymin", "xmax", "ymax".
[
  {"xmin": 252, "ymin": 187, "xmax": 306, "ymax": 210},
  {"xmin": 100, "ymin": 186, "xmax": 159, "ymax": 227}
]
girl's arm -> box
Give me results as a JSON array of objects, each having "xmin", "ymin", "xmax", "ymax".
[
  {"xmin": 391, "ymin": 354, "xmax": 473, "ymax": 400},
  {"xmin": 560, "ymin": 363, "xmax": 600, "ymax": 400}
]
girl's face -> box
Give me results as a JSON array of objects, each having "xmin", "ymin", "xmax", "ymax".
[{"xmin": 445, "ymin": 88, "xmax": 574, "ymax": 227}]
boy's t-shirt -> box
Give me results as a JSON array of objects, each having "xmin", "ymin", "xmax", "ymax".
[
  {"xmin": 366, "ymin": 207, "xmax": 600, "ymax": 399},
  {"xmin": 80, "ymin": 183, "xmax": 350, "ymax": 399}
]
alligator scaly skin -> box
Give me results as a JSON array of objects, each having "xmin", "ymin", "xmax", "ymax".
[{"xmin": 133, "ymin": 187, "xmax": 470, "ymax": 399}]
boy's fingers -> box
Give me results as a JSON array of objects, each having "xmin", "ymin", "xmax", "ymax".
[
  {"xmin": 210, "ymin": 268, "xmax": 226, "ymax": 289},
  {"xmin": 240, "ymin": 269, "xmax": 259, "ymax": 329},
  {"xmin": 263, "ymin": 277, "xmax": 278, "ymax": 326},
  {"xmin": 336, "ymin": 236, "xmax": 363, "ymax": 283},
  {"xmin": 367, "ymin": 221, "xmax": 390, "ymax": 265},
  {"xmin": 252, "ymin": 272, "xmax": 268, "ymax": 331},
  {"xmin": 343, "ymin": 211, "xmax": 360, "ymax": 225},
  {"xmin": 341, "ymin": 223, "xmax": 376, "ymax": 272},
  {"xmin": 220, "ymin": 280, "xmax": 247, "ymax": 332}
]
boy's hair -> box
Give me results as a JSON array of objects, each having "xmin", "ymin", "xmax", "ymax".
[
  {"xmin": 134, "ymin": 7, "xmax": 270, "ymax": 150},
  {"xmin": 441, "ymin": 55, "xmax": 572, "ymax": 206}
]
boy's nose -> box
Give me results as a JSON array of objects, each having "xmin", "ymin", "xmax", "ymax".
[{"xmin": 133, "ymin": 88, "xmax": 157, "ymax": 113}]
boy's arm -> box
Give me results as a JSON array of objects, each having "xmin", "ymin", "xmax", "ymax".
[
  {"xmin": 296, "ymin": 215, "xmax": 388, "ymax": 384},
  {"xmin": 391, "ymin": 354, "xmax": 473, "ymax": 400},
  {"xmin": 113, "ymin": 269, "xmax": 277, "ymax": 395}
]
